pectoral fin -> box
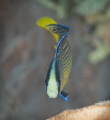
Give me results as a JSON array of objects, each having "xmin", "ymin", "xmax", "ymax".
[{"xmin": 59, "ymin": 91, "xmax": 69, "ymax": 101}]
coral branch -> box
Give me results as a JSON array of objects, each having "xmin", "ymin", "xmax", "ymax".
[{"xmin": 47, "ymin": 100, "xmax": 110, "ymax": 120}]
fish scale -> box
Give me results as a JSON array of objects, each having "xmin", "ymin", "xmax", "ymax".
[{"xmin": 48, "ymin": 24, "xmax": 69, "ymax": 36}]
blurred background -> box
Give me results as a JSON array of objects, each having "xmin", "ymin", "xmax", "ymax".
[{"xmin": 0, "ymin": 0, "xmax": 110, "ymax": 119}]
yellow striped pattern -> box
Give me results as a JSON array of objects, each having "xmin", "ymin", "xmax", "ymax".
[{"xmin": 56, "ymin": 36, "xmax": 72, "ymax": 91}]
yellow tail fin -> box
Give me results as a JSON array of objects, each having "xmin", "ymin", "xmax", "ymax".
[
  {"xmin": 36, "ymin": 16, "xmax": 58, "ymax": 47},
  {"xmin": 37, "ymin": 16, "xmax": 57, "ymax": 27}
]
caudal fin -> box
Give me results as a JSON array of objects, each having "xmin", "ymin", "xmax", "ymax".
[{"xmin": 36, "ymin": 16, "xmax": 58, "ymax": 48}]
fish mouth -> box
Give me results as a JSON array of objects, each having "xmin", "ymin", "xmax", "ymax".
[
  {"xmin": 49, "ymin": 90, "xmax": 56, "ymax": 92},
  {"xmin": 48, "ymin": 90, "xmax": 57, "ymax": 94},
  {"xmin": 48, "ymin": 90, "xmax": 58, "ymax": 98}
]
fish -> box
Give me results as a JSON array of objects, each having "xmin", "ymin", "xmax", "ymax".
[{"xmin": 36, "ymin": 16, "xmax": 72, "ymax": 101}]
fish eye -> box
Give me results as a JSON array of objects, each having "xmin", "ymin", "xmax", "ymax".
[
  {"xmin": 57, "ymin": 80, "xmax": 60, "ymax": 92},
  {"xmin": 57, "ymin": 80, "xmax": 60, "ymax": 87}
]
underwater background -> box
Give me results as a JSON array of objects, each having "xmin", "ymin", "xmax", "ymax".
[{"xmin": 0, "ymin": 0, "xmax": 110, "ymax": 119}]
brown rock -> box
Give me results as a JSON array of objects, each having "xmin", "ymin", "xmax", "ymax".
[{"xmin": 47, "ymin": 100, "xmax": 110, "ymax": 120}]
